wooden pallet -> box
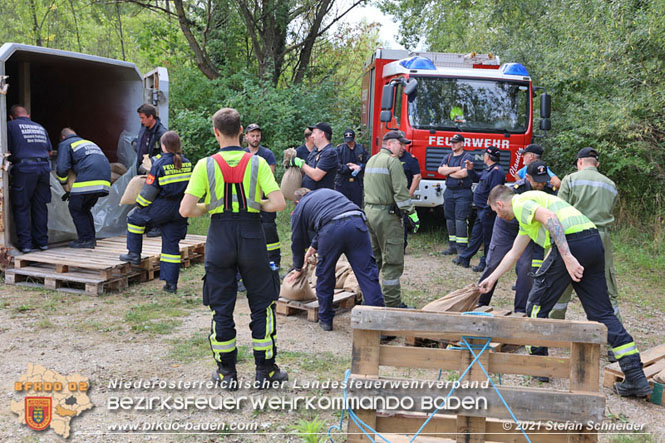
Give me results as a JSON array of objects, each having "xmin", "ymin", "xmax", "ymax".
[
  {"xmin": 603, "ymin": 343, "xmax": 665, "ymax": 406},
  {"xmin": 347, "ymin": 306, "xmax": 607, "ymax": 442},
  {"xmin": 276, "ymin": 289, "xmax": 357, "ymax": 322},
  {"xmin": 6, "ymin": 234, "xmax": 206, "ymax": 295}
]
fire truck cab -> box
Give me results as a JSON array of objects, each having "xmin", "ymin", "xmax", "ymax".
[{"xmin": 361, "ymin": 48, "xmax": 551, "ymax": 207}]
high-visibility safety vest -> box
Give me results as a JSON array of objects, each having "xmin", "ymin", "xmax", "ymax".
[
  {"xmin": 512, "ymin": 190, "xmax": 596, "ymax": 249},
  {"xmin": 184, "ymin": 146, "xmax": 280, "ymax": 215}
]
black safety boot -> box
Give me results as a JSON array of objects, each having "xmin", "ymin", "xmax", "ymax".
[
  {"xmin": 318, "ymin": 320, "xmax": 333, "ymax": 331},
  {"xmin": 119, "ymin": 252, "xmax": 141, "ymax": 265},
  {"xmin": 163, "ymin": 282, "xmax": 177, "ymax": 294},
  {"xmin": 69, "ymin": 239, "xmax": 95, "ymax": 249},
  {"xmin": 607, "ymin": 349, "xmax": 617, "ymax": 363},
  {"xmin": 212, "ymin": 363, "xmax": 239, "ymax": 392},
  {"xmin": 472, "ymin": 259, "xmax": 486, "ymax": 273},
  {"xmin": 440, "ymin": 246, "xmax": 457, "ymax": 256},
  {"xmin": 255, "ymin": 363, "xmax": 288, "ymax": 390},
  {"xmin": 146, "ymin": 227, "xmax": 161, "ymax": 238},
  {"xmin": 453, "ymin": 257, "xmax": 470, "ymax": 268},
  {"xmin": 614, "ymin": 358, "xmax": 652, "ymax": 398}
]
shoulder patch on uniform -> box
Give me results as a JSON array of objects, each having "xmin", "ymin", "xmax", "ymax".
[{"xmin": 146, "ymin": 174, "xmax": 155, "ymax": 185}]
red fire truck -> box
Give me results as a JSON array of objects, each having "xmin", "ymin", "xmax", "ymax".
[{"xmin": 361, "ymin": 48, "xmax": 551, "ymax": 207}]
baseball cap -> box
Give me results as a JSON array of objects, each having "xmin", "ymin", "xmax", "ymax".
[
  {"xmin": 486, "ymin": 146, "xmax": 501, "ymax": 159},
  {"xmin": 519, "ymin": 143, "xmax": 544, "ymax": 156},
  {"xmin": 343, "ymin": 129, "xmax": 355, "ymax": 142},
  {"xmin": 526, "ymin": 160, "xmax": 549, "ymax": 183},
  {"xmin": 576, "ymin": 147, "xmax": 599, "ymax": 161},
  {"xmin": 307, "ymin": 122, "xmax": 333, "ymax": 138},
  {"xmin": 383, "ymin": 130, "xmax": 411, "ymax": 144},
  {"xmin": 245, "ymin": 123, "xmax": 261, "ymax": 133},
  {"xmin": 450, "ymin": 134, "xmax": 465, "ymax": 143}
]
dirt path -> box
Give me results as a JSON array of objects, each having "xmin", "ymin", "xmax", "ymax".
[{"xmin": 1, "ymin": 245, "xmax": 663, "ymax": 442}]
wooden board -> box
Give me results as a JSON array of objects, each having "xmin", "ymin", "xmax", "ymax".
[
  {"xmin": 276, "ymin": 290, "xmax": 356, "ymax": 322},
  {"xmin": 602, "ymin": 343, "xmax": 665, "ymax": 406}
]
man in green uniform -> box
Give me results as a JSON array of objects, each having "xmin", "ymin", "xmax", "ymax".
[
  {"xmin": 550, "ymin": 148, "xmax": 622, "ymax": 356},
  {"xmin": 479, "ymin": 186, "xmax": 651, "ymax": 397},
  {"xmin": 179, "ymin": 108, "xmax": 287, "ymax": 391},
  {"xmin": 364, "ymin": 131, "xmax": 419, "ymax": 308}
]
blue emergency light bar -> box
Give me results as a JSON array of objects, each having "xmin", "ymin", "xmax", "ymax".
[
  {"xmin": 399, "ymin": 56, "xmax": 437, "ymax": 70},
  {"xmin": 501, "ymin": 63, "xmax": 529, "ymax": 76}
]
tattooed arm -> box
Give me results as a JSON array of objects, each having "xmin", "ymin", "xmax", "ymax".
[{"xmin": 534, "ymin": 207, "xmax": 584, "ymax": 281}]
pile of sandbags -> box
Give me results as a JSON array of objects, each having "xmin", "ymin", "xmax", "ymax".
[
  {"xmin": 281, "ymin": 264, "xmax": 316, "ymax": 301},
  {"xmin": 281, "ymin": 148, "xmax": 302, "ymax": 201},
  {"xmin": 120, "ymin": 175, "xmax": 147, "ymax": 205},
  {"xmin": 110, "ymin": 162, "xmax": 128, "ymax": 184},
  {"xmin": 421, "ymin": 284, "xmax": 481, "ymax": 313}
]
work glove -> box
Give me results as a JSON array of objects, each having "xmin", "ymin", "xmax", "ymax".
[
  {"xmin": 61, "ymin": 192, "xmax": 70, "ymax": 202},
  {"xmin": 289, "ymin": 157, "xmax": 304, "ymax": 168},
  {"xmin": 408, "ymin": 212, "xmax": 420, "ymax": 234}
]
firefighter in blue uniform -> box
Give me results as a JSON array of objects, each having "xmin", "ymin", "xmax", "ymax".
[
  {"xmin": 477, "ymin": 160, "xmax": 556, "ymax": 313},
  {"xmin": 179, "ymin": 108, "xmax": 287, "ymax": 391},
  {"xmin": 335, "ymin": 129, "xmax": 369, "ymax": 207},
  {"xmin": 290, "ymin": 122, "xmax": 337, "ymax": 190},
  {"xmin": 456, "ymin": 146, "xmax": 505, "ymax": 270},
  {"xmin": 56, "ymin": 128, "xmax": 111, "ymax": 248},
  {"xmin": 7, "ymin": 105, "xmax": 52, "ymax": 253},
  {"xmin": 288, "ymin": 188, "xmax": 384, "ymax": 331},
  {"xmin": 135, "ymin": 103, "xmax": 167, "ymax": 174},
  {"xmin": 244, "ymin": 123, "xmax": 281, "ymax": 268},
  {"xmin": 438, "ymin": 134, "xmax": 473, "ymax": 257},
  {"xmin": 295, "ymin": 128, "xmax": 314, "ymax": 161},
  {"xmin": 120, "ymin": 131, "xmax": 191, "ymax": 293},
  {"xmin": 398, "ymin": 134, "xmax": 421, "ymax": 251}
]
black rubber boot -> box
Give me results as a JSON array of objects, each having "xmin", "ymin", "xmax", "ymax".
[
  {"xmin": 255, "ymin": 363, "xmax": 288, "ymax": 390},
  {"xmin": 163, "ymin": 282, "xmax": 177, "ymax": 294},
  {"xmin": 440, "ymin": 246, "xmax": 457, "ymax": 256},
  {"xmin": 614, "ymin": 358, "xmax": 652, "ymax": 398},
  {"xmin": 212, "ymin": 362, "xmax": 239, "ymax": 391},
  {"xmin": 70, "ymin": 239, "xmax": 96, "ymax": 249},
  {"xmin": 119, "ymin": 252, "xmax": 141, "ymax": 265}
]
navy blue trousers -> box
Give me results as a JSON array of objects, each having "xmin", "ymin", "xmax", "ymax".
[
  {"xmin": 10, "ymin": 164, "xmax": 51, "ymax": 249},
  {"xmin": 127, "ymin": 199, "xmax": 187, "ymax": 285},
  {"xmin": 443, "ymin": 187, "xmax": 472, "ymax": 252},
  {"xmin": 459, "ymin": 207, "xmax": 496, "ymax": 262},
  {"xmin": 260, "ymin": 211, "xmax": 281, "ymax": 268},
  {"xmin": 69, "ymin": 193, "xmax": 100, "ymax": 242},
  {"xmin": 203, "ymin": 212, "xmax": 279, "ymax": 367},
  {"xmin": 335, "ymin": 179, "xmax": 363, "ymax": 208},
  {"xmin": 315, "ymin": 215, "xmax": 384, "ymax": 324}
]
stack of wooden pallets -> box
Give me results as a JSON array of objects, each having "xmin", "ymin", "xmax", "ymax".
[{"xmin": 5, "ymin": 234, "xmax": 206, "ymax": 295}]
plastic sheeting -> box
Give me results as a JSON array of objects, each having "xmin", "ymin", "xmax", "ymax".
[{"xmin": 47, "ymin": 131, "xmax": 138, "ymax": 242}]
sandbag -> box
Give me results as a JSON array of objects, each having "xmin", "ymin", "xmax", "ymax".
[
  {"xmin": 141, "ymin": 154, "xmax": 152, "ymax": 172},
  {"xmin": 281, "ymin": 265, "xmax": 316, "ymax": 301},
  {"xmin": 343, "ymin": 271, "xmax": 361, "ymax": 295},
  {"xmin": 110, "ymin": 172, "xmax": 121, "ymax": 183},
  {"xmin": 280, "ymin": 148, "xmax": 302, "ymax": 200},
  {"xmin": 120, "ymin": 175, "xmax": 147, "ymax": 205},
  {"xmin": 421, "ymin": 284, "xmax": 481, "ymax": 313},
  {"xmin": 110, "ymin": 162, "xmax": 128, "ymax": 175}
]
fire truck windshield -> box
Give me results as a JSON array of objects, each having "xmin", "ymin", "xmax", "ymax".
[{"xmin": 407, "ymin": 77, "xmax": 529, "ymax": 133}]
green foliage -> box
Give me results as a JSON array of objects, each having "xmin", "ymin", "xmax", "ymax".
[{"xmin": 289, "ymin": 415, "xmax": 326, "ymax": 443}]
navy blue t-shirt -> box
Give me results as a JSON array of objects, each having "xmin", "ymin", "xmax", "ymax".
[
  {"xmin": 399, "ymin": 151, "xmax": 421, "ymax": 189},
  {"xmin": 303, "ymin": 143, "xmax": 338, "ymax": 190},
  {"xmin": 471, "ymin": 163, "xmax": 505, "ymax": 208},
  {"xmin": 440, "ymin": 151, "xmax": 473, "ymax": 189},
  {"xmin": 245, "ymin": 145, "xmax": 276, "ymax": 166},
  {"xmin": 296, "ymin": 144, "xmax": 311, "ymax": 161}
]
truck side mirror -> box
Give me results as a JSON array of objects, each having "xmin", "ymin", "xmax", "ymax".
[
  {"xmin": 404, "ymin": 79, "xmax": 418, "ymax": 98},
  {"xmin": 539, "ymin": 118, "xmax": 551, "ymax": 131},
  {"xmin": 380, "ymin": 110, "xmax": 393, "ymax": 122},
  {"xmin": 381, "ymin": 84, "xmax": 395, "ymax": 110},
  {"xmin": 540, "ymin": 93, "xmax": 551, "ymax": 118}
]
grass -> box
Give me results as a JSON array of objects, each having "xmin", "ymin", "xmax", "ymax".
[
  {"xmin": 289, "ymin": 415, "xmax": 326, "ymax": 443},
  {"xmin": 124, "ymin": 292, "xmax": 199, "ymax": 334}
]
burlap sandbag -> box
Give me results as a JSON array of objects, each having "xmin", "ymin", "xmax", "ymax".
[
  {"xmin": 280, "ymin": 148, "xmax": 302, "ymax": 201},
  {"xmin": 343, "ymin": 271, "xmax": 361, "ymax": 295},
  {"xmin": 110, "ymin": 162, "xmax": 128, "ymax": 175},
  {"xmin": 281, "ymin": 265, "xmax": 316, "ymax": 301},
  {"xmin": 120, "ymin": 175, "xmax": 147, "ymax": 205},
  {"xmin": 334, "ymin": 259, "xmax": 354, "ymax": 289},
  {"xmin": 422, "ymin": 284, "xmax": 481, "ymax": 313},
  {"xmin": 111, "ymin": 172, "xmax": 121, "ymax": 183}
]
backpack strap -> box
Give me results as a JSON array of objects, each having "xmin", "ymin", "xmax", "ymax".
[{"xmin": 212, "ymin": 152, "xmax": 253, "ymax": 211}]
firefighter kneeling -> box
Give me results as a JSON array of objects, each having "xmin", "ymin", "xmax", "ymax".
[{"xmin": 179, "ymin": 108, "xmax": 287, "ymax": 391}]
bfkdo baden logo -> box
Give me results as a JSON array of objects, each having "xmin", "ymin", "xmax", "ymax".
[
  {"xmin": 25, "ymin": 397, "xmax": 52, "ymax": 431},
  {"xmin": 11, "ymin": 364, "xmax": 93, "ymax": 438}
]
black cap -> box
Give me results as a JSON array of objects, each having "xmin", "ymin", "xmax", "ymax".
[
  {"xmin": 450, "ymin": 134, "xmax": 465, "ymax": 143},
  {"xmin": 486, "ymin": 146, "xmax": 501, "ymax": 160},
  {"xmin": 245, "ymin": 123, "xmax": 261, "ymax": 133},
  {"xmin": 383, "ymin": 130, "xmax": 411, "ymax": 144},
  {"xmin": 576, "ymin": 147, "xmax": 599, "ymax": 161},
  {"xmin": 519, "ymin": 143, "xmax": 544, "ymax": 156},
  {"xmin": 343, "ymin": 128, "xmax": 355, "ymax": 142},
  {"xmin": 526, "ymin": 160, "xmax": 549, "ymax": 183},
  {"xmin": 307, "ymin": 122, "xmax": 332, "ymax": 138}
]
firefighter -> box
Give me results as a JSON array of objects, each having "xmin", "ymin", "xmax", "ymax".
[
  {"xmin": 398, "ymin": 136, "xmax": 421, "ymax": 251},
  {"xmin": 295, "ymin": 128, "xmax": 314, "ymax": 161},
  {"xmin": 364, "ymin": 131, "xmax": 419, "ymax": 308},
  {"xmin": 438, "ymin": 134, "xmax": 473, "ymax": 258},
  {"xmin": 134, "ymin": 103, "xmax": 167, "ymax": 174},
  {"xmin": 179, "ymin": 108, "xmax": 287, "ymax": 391},
  {"xmin": 335, "ymin": 128, "xmax": 369, "ymax": 207},
  {"xmin": 514, "ymin": 144, "xmax": 561, "ymax": 189},
  {"xmin": 56, "ymin": 128, "xmax": 111, "ymax": 248},
  {"xmin": 244, "ymin": 123, "xmax": 281, "ymax": 268},
  {"xmin": 479, "ymin": 185, "xmax": 652, "ymax": 397},
  {"xmin": 6, "ymin": 105, "xmax": 52, "ymax": 253},
  {"xmin": 120, "ymin": 131, "xmax": 191, "ymax": 293},
  {"xmin": 288, "ymin": 188, "xmax": 384, "ymax": 331},
  {"xmin": 456, "ymin": 146, "xmax": 505, "ymax": 270},
  {"xmin": 477, "ymin": 160, "xmax": 556, "ymax": 313},
  {"xmin": 289, "ymin": 122, "xmax": 337, "ymax": 190}
]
